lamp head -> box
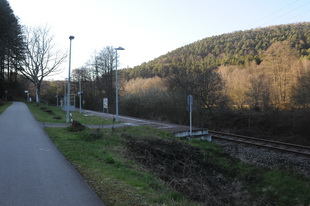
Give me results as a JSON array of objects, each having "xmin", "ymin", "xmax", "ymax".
[
  {"xmin": 69, "ymin": 36, "xmax": 75, "ymax": 40},
  {"xmin": 115, "ymin": 47, "xmax": 125, "ymax": 50}
]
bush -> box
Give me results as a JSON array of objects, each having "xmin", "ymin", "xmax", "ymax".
[
  {"xmin": 120, "ymin": 87, "xmax": 184, "ymax": 122},
  {"xmin": 105, "ymin": 155, "xmax": 116, "ymax": 164},
  {"xmin": 67, "ymin": 120, "xmax": 85, "ymax": 132}
]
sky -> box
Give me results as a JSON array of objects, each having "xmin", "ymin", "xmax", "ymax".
[{"xmin": 8, "ymin": 0, "xmax": 310, "ymax": 80}]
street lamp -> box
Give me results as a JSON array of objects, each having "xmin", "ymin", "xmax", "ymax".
[
  {"xmin": 66, "ymin": 35, "xmax": 75, "ymax": 123},
  {"xmin": 79, "ymin": 68, "xmax": 82, "ymax": 113},
  {"xmin": 115, "ymin": 46, "xmax": 125, "ymax": 122},
  {"xmin": 56, "ymin": 87, "xmax": 59, "ymax": 107}
]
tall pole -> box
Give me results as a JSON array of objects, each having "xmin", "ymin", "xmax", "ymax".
[
  {"xmin": 114, "ymin": 47, "xmax": 124, "ymax": 122},
  {"xmin": 79, "ymin": 68, "xmax": 82, "ymax": 113},
  {"xmin": 56, "ymin": 87, "xmax": 59, "ymax": 107},
  {"xmin": 64, "ymin": 79, "xmax": 66, "ymax": 107},
  {"xmin": 115, "ymin": 51, "xmax": 118, "ymax": 122},
  {"xmin": 66, "ymin": 36, "xmax": 75, "ymax": 123}
]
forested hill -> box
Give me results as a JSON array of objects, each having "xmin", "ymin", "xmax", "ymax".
[{"xmin": 125, "ymin": 22, "xmax": 310, "ymax": 78}]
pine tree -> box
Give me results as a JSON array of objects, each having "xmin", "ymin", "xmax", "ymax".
[{"xmin": 0, "ymin": 0, "xmax": 24, "ymax": 99}]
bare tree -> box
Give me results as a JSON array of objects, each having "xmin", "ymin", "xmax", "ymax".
[
  {"xmin": 292, "ymin": 61, "xmax": 310, "ymax": 107},
  {"xmin": 95, "ymin": 46, "xmax": 116, "ymax": 103},
  {"xmin": 218, "ymin": 65, "xmax": 249, "ymax": 108},
  {"xmin": 246, "ymin": 73, "xmax": 271, "ymax": 110},
  {"xmin": 261, "ymin": 41, "xmax": 298, "ymax": 104},
  {"xmin": 20, "ymin": 25, "xmax": 66, "ymax": 103},
  {"xmin": 168, "ymin": 56, "xmax": 227, "ymax": 117}
]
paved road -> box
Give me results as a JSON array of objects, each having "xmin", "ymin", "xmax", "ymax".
[
  {"xmin": 82, "ymin": 109, "xmax": 195, "ymax": 134},
  {"xmin": 0, "ymin": 102, "xmax": 104, "ymax": 206}
]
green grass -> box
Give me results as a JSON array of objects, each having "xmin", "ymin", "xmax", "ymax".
[
  {"xmin": 27, "ymin": 103, "xmax": 309, "ymax": 205},
  {"xmin": 0, "ymin": 101, "xmax": 12, "ymax": 114},
  {"xmin": 46, "ymin": 127, "xmax": 196, "ymax": 205},
  {"xmin": 189, "ymin": 140, "xmax": 310, "ymax": 205},
  {"xmin": 45, "ymin": 125, "xmax": 310, "ymax": 205},
  {"xmin": 254, "ymin": 170, "xmax": 310, "ymax": 205},
  {"xmin": 26, "ymin": 103, "xmax": 114, "ymax": 125}
]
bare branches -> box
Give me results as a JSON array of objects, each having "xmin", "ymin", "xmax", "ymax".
[{"xmin": 20, "ymin": 25, "xmax": 67, "ymax": 102}]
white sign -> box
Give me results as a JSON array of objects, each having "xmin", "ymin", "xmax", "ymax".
[{"xmin": 103, "ymin": 98, "xmax": 108, "ymax": 108}]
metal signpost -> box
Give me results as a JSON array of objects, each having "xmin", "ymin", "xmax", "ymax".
[
  {"xmin": 103, "ymin": 98, "xmax": 108, "ymax": 113},
  {"xmin": 187, "ymin": 95, "xmax": 193, "ymax": 136},
  {"xmin": 78, "ymin": 91, "xmax": 83, "ymax": 113}
]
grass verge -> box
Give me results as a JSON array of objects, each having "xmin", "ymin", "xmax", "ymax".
[
  {"xmin": 46, "ymin": 126, "xmax": 195, "ymax": 205},
  {"xmin": 190, "ymin": 141, "xmax": 310, "ymax": 205},
  {"xmin": 0, "ymin": 101, "xmax": 12, "ymax": 114},
  {"xmin": 27, "ymin": 103, "xmax": 113, "ymax": 125},
  {"xmin": 46, "ymin": 126, "xmax": 310, "ymax": 205}
]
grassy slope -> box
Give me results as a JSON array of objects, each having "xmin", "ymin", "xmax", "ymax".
[
  {"xmin": 0, "ymin": 101, "xmax": 12, "ymax": 114},
  {"xmin": 45, "ymin": 127, "xmax": 310, "ymax": 205},
  {"xmin": 26, "ymin": 103, "xmax": 113, "ymax": 125},
  {"xmin": 26, "ymin": 103, "xmax": 310, "ymax": 205},
  {"xmin": 46, "ymin": 127, "xmax": 195, "ymax": 205}
]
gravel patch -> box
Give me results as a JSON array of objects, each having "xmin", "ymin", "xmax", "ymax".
[{"xmin": 214, "ymin": 139, "xmax": 310, "ymax": 178}]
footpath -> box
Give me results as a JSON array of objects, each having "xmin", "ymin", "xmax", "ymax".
[{"xmin": 0, "ymin": 102, "xmax": 104, "ymax": 206}]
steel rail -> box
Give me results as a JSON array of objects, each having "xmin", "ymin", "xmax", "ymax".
[{"xmin": 209, "ymin": 130, "xmax": 310, "ymax": 158}]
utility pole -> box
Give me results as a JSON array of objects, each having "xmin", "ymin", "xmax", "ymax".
[
  {"xmin": 56, "ymin": 87, "xmax": 59, "ymax": 107},
  {"xmin": 66, "ymin": 36, "xmax": 74, "ymax": 123},
  {"xmin": 79, "ymin": 68, "xmax": 82, "ymax": 113}
]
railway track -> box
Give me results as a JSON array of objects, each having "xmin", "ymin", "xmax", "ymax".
[{"xmin": 209, "ymin": 130, "xmax": 310, "ymax": 158}]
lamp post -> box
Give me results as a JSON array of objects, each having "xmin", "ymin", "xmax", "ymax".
[
  {"xmin": 79, "ymin": 68, "xmax": 82, "ymax": 113},
  {"xmin": 56, "ymin": 87, "xmax": 59, "ymax": 107},
  {"xmin": 64, "ymin": 78, "xmax": 67, "ymax": 108},
  {"xmin": 115, "ymin": 47, "xmax": 125, "ymax": 122},
  {"xmin": 66, "ymin": 35, "xmax": 75, "ymax": 123}
]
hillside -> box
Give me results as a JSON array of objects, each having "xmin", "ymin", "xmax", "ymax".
[
  {"xmin": 115, "ymin": 22, "xmax": 310, "ymax": 146},
  {"xmin": 38, "ymin": 23, "xmax": 310, "ymax": 145},
  {"xmin": 125, "ymin": 22, "xmax": 310, "ymax": 78}
]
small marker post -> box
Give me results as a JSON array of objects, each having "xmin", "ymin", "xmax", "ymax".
[{"xmin": 187, "ymin": 95, "xmax": 193, "ymax": 136}]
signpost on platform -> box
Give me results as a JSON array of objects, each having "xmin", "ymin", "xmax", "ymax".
[
  {"xmin": 187, "ymin": 95, "xmax": 193, "ymax": 136},
  {"xmin": 103, "ymin": 98, "xmax": 108, "ymax": 113}
]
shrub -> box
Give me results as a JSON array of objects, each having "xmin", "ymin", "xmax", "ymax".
[
  {"xmin": 67, "ymin": 120, "xmax": 85, "ymax": 132},
  {"xmin": 105, "ymin": 155, "xmax": 116, "ymax": 164}
]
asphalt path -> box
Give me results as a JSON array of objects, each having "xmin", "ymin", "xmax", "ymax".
[
  {"xmin": 82, "ymin": 109, "xmax": 193, "ymax": 133},
  {"xmin": 0, "ymin": 102, "xmax": 104, "ymax": 206}
]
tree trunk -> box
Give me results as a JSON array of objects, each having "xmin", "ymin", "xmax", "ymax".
[{"xmin": 35, "ymin": 83, "xmax": 41, "ymax": 103}]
